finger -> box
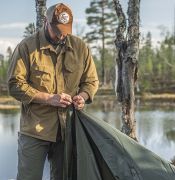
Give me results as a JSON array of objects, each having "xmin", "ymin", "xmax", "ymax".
[
  {"xmin": 76, "ymin": 102, "xmax": 84, "ymax": 109},
  {"xmin": 78, "ymin": 98, "xmax": 85, "ymax": 104},
  {"xmin": 60, "ymin": 95, "xmax": 72, "ymax": 102},
  {"xmin": 63, "ymin": 96, "xmax": 72, "ymax": 103},
  {"xmin": 60, "ymin": 99, "xmax": 71, "ymax": 105},
  {"xmin": 72, "ymin": 101, "xmax": 79, "ymax": 107},
  {"xmin": 77, "ymin": 104, "xmax": 84, "ymax": 110},
  {"xmin": 61, "ymin": 94, "xmax": 72, "ymax": 103},
  {"xmin": 72, "ymin": 95, "xmax": 79, "ymax": 101},
  {"xmin": 59, "ymin": 104, "xmax": 67, "ymax": 108},
  {"xmin": 75, "ymin": 99, "xmax": 85, "ymax": 106},
  {"xmin": 73, "ymin": 96, "xmax": 85, "ymax": 103},
  {"xmin": 73, "ymin": 101, "xmax": 80, "ymax": 109},
  {"xmin": 75, "ymin": 105, "xmax": 82, "ymax": 110}
]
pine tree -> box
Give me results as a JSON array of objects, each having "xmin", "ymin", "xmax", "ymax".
[
  {"xmin": 6, "ymin": 46, "xmax": 13, "ymax": 65},
  {"xmin": 139, "ymin": 32, "xmax": 155, "ymax": 91},
  {"xmin": 23, "ymin": 23, "xmax": 36, "ymax": 38},
  {"xmin": 85, "ymin": 0, "xmax": 118, "ymax": 85}
]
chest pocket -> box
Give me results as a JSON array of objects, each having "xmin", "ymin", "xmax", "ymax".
[
  {"xmin": 63, "ymin": 56, "xmax": 84, "ymax": 91},
  {"xmin": 30, "ymin": 65, "xmax": 54, "ymax": 93}
]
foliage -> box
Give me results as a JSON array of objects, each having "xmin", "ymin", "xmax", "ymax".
[
  {"xmin": 93, "ymin": 48, "xmax": 116, "ymax": 85},
  {"xmin": 85, "ymin": 0, "xmax": 118, "ymax": 84},
  {"xmin": 138, "ymin": 32, "xmax": 175, "ymax": 92},
  {"xmin": 0, "ymin": 47, "xmax": 13, "ymax": 84},
  {"xmin": 85, "ymin": 0, "xmax": 117, "ymax": 46},
  {"xmin": 23, "ymin": 23, "xmax": 35, "ymax": 38}
]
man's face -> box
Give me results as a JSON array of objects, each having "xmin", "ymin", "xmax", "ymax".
[{"xmin": 47, "ymin": 21, "xmax": 66, "ymax": 41}]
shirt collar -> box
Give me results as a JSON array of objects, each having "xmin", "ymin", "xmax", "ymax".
[
  {"xmin": 39, "ymin": 27, "xmax": 56, "ymax": 52},
  {"xmin": 39, "ymin": 28, "xmax": 73, "ymax": 53},
  {"xmin": 65, "ymin": 35, "xmax": 73, "ymax": 51}
]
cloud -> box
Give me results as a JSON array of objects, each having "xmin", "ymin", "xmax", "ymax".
[
  {"xmin": 0, "ymin": 38, "xmax": 22, "ymax": 56},
  {"xmin": 74, "ymin": 18, "xmax": 86, "ymax": 24},
  {"xmin": 140, "ymin": 22, "xmax": 173, "ymax": 47},
  {"xmin": 0, "ymin": 22, "xmax": 28, "ymax": 30}
]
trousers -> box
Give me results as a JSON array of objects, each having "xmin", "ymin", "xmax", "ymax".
[{"xmin": 16, "ymin": 133, "xmax": 64, "ymax": 180}]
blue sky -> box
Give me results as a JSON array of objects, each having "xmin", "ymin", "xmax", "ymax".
[{"xmin": 0, "ymin": 0, "xmax": 175, "ymax": 55}]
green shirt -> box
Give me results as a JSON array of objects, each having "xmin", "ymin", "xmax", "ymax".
[{"xmin": 7, "ymin": 28, "xmax": 99, "ymax": 142}]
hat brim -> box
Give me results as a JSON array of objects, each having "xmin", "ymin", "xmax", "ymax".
[{"xmin": 51, "ymin": 23, "xmax": 72, "ymax": 36}]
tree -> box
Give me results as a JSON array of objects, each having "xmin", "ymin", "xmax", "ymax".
[
  {"xmin": 139, "ymin": 32, "xmax": 155, "ymax": 91},
  {"xmin": 0, "ymin": 56, "xmax": 9, "ymax": 84},
  {"xmin": 23, "ymin": 23, "xmax": 36, "ymax": 38},
  {"xmin": 6, "ymin": 46, "xmax": 13, "ymax": 64},
  {"xmin": 156, "ymin": 34, "xmax": 175, "ymax": 88},
  {"xmin": 113, "ymin": 0, "xmax": 140, "ymax": 140},
  {"xmin": 35, "ymin": 0, "xmax": 47, "ymax": 30},
  {"xmin": 85, "ymin": 0, "xmax": 118, "ymax": 85}
]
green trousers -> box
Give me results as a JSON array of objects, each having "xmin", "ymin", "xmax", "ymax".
[{"xmin": 17, "ymin": 133, "xmax": 64, "ymax": 180}]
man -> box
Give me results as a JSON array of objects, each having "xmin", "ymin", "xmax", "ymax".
[{"xmin": 7, "ymin": 3, "xmax": 99, "ymax": 180}]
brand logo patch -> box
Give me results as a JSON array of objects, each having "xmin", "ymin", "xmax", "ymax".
[
  {"xmin": 59, "ymin": 12, "xmax": 70, "ymax": 24},
  {"xmin": 35, "ymin": 124, "xmax": 44, "ymax": 132}
]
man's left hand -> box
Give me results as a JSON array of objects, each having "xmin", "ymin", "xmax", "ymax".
[{"xmin": 73, "ymin": 95, "xmax": 85, "ymax": 110}]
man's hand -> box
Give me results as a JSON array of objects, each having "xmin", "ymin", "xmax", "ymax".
[
  {"xmin": 47, "ymin": 93, "xmax": 72, "ymax": 107},
  {"xmin": 73, "ymin": 95, "xmax": 85, "ymax": 110}
]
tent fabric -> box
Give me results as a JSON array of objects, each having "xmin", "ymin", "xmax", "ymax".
[{"xmin": 63, "ymin": 109, "xmax": 175, "ymax": 180}]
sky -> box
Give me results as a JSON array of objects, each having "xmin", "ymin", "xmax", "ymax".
[{"xmin": 0, "ymin": 0, "xmax": 175, "ymax": 56}]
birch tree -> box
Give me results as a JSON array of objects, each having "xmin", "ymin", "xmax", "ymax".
[
  {"xmin": 35, "ymin": 0, "xmax": 47, "ymax": 30},
  {"xmin": 113, "ymin": 0, "xmax": 140, "ymax": 140}
]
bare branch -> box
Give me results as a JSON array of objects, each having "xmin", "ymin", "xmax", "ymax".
[
  {"xmin": 35, "ymin": 0, "xmax": 47, "ymax": 30},
  {"xmin": 127, "ymin": 0, "xmax": 140, "ymax": 64},
  {"xmin": 113, "ymin": 0, "xmax": 127, "ymax": 46}
]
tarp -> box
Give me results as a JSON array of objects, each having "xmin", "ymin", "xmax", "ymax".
[{"xmin": 63, "ymin": 109, "xmax": 175, "ymax": 180}]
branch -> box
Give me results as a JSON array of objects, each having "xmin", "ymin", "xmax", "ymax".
[
  {"xmin": 113, "ymin": 0, "xmax": 127, "ymax": 47},
  {"xmin": 113, "ymin": 0, "xmax": 127, "ymax": 102},
  {"xmin": 35, "ymin": 0, "xmax": 47, "ymax": 30},
  {"xmin": 127, "ymin": 0, "xmax": 140, "ymax": 64}
]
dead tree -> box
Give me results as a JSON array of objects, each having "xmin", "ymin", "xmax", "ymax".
[
  {"xmin": 113, "ymin": 0, "xmax": 140, "ymax": 140},
  {"xmin": 35, "ymin": 0, "xmax": 47, "ymax": 30}
]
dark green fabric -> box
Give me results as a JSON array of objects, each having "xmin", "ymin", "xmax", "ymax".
[
  {"xmin": 63, "ymin": 109, "xmax": 175, "ymax": 180},
  {"xmin": 17, "ymin": 133, "xmax": 64, "ymax": 180}
]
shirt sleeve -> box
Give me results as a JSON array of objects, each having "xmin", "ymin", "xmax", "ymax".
[
  {"xmin": 78, "ymin": 46, "xmax": 99, "ymax": 103},
  {"xmin": 7, "ymin": 43, "xmax": 39, "ymax": 104}
]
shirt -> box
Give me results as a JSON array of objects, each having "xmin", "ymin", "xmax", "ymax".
[{"xmin": 7, "ymin": 28, "xmax": 99, "ymax": 142}]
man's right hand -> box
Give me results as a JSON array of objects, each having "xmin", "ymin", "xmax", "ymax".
[
  {"xmin": 33, "ymin": 92, "xmax": 72, "ymax": 107},
  {"xmin": 47, "ymin": 93, "xmax": 72, "ymax": 107}
]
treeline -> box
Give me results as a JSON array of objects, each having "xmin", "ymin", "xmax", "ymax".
[
  {"xmin": 138, "ymin": 32, "xmax": 175, "ymax": 93},
  {"xmin": 0, "ymin": 47, "xmax": 12, "ymax": 94},
  {"xmin": 88, "ymin": 31, "xmax": 175, "ymax": 93}
]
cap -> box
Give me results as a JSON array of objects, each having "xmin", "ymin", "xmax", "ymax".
[{"xmin": 46, "ymin": 3, "xmax": 73, "ymax": 36}]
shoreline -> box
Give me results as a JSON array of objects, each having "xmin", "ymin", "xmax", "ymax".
[{"xmin": 0, "ymin": 93, "xmax": 175, "ymax": 110}]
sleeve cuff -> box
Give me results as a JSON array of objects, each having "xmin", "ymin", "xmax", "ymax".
[
  {"xmin": 22, "ymin": 87, "xmax": 39, "ymax": 104},
  {"xmin": 79, "ymin": 88, "xmax": 94, "ymax": 104},
  {"xmin": 79, "ymin": 92, "xmax": 89, "ymax": 102}
]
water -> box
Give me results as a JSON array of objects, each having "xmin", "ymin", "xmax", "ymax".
[{"xmin": 0, "ymin": 97, "xmax": 175, "ymax": 180}]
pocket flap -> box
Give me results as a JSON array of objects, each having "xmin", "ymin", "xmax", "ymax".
[{"xmin": 34, "ymin": 65, "xmax": 52, "ymax": 74}]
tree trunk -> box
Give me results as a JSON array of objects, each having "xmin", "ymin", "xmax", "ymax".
[
  {"xmin": 113, "ymin": 0, "xmax": 140, "ymax": 141},
  {"xmin": 101, "ymin": 0, "xmax": 105, "ymax": 85},
  {"xmin": 35, "ymin": 0, "xmax": 47, "ymax": 30}
]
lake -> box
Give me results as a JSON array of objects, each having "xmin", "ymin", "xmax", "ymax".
[{"xmin": 0, "ymin": 96, "xmax": 175, "ymax": 180}]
